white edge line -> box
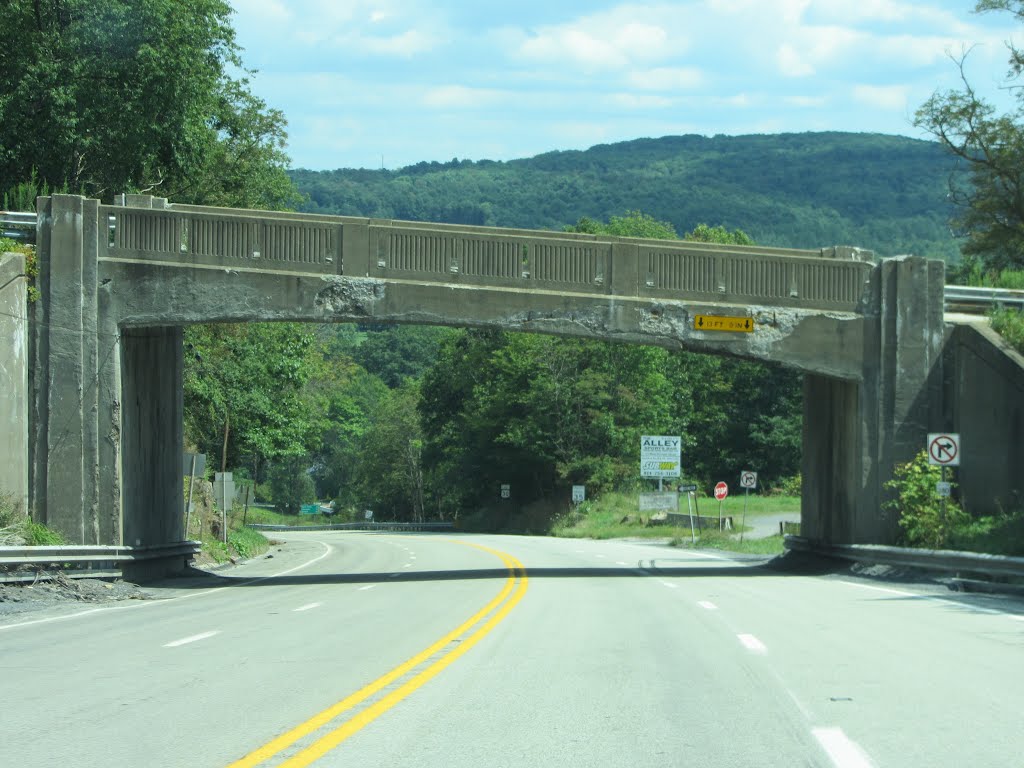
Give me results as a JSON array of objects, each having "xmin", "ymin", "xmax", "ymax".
[
  {"xmin": 812, "ymin": 726, "xmax": 875, "ymax": 768},
  {"xmin": 164, "ymin": 630, "xmax": 220, "ymax": 648},
  {"xmin": 659, "ymin": 581, "xmax": 678, "ymax": 589},
  {"xmin": 698, "ymin": 600, "xmax": 718, "ymax": 610},
  {"xmin": 0, "ymin": 541, "xmax": 334, "ymax": 632},
  {"xmin": 358, "ymin": 585, "xmax": 377, "ymax": 591},
  {"xmin": 841, "ymin": 580, "xmax": 1024, "ymax": 620},
  {"xmin": 293, "ymin": 602, "xmax": 322, "ymax": 612}
]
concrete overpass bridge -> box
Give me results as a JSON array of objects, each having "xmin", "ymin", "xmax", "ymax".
[{"xmin": 11, "ymin": 194, "xmax": 1021, "ymax": 562}]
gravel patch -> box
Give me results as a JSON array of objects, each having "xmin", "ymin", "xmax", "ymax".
[{"xmin": 0, "ymin": 573, "xmax": 150, "ymax": 618}]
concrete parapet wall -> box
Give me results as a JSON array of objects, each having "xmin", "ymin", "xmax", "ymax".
[
  {"xmin": 0, "ymin": 252, "xmax": 28, "ymax": 514},
  {"xmin": 943, "ymin": 317, "xmax": 1024, "ymax": 514}
]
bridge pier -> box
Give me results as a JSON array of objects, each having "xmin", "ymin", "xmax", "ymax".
[
  {"xmin": 30, "ymin": 195, "xmax": 184, "ymax": 559},
  {"xmin": 802, "ymin": 255, "xmax": 946, "ymax": 544}
]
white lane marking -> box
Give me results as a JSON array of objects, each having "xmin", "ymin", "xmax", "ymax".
[
  {"xmin": 616, "ymin": 561, "xmax": 628, "ymax": 565},
  {"xmin": 812, "ymin": 727, "xmax": 874, "ymax": 768},
  {"xmin": 358, "ymin": 585, "xmax": 377, "ymax": 591},
  {"xmin": 659, "ymin": 581, "xmax": 678, "ymax": 589},
  {"xmin": 0, "ymin": 541, "xmax": 335, "ymax": 632},
  {"xmin": 164, "ymin": 630, "xmax": 220, "ymax": 648},
  {"xmin": 698, "ymin": 601, "xmax": 718, "ymax": 610},
  {"xmin": 842, "ymin": 580, "xmax": 1024, "ymax": 620},
  {"xmin": 293, "ymin": 602, "xmax": 322, "ymax": 612},
  {"xmin": 403, "ymin": 563, "xmax": 413, "ymax": 568},
  {"xmin": 738, "ymin": 634, "xmax": 767, "ymax": 654}
]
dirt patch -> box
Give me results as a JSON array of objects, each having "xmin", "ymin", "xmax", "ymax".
[{"xmin": 0, "ymin": 573, "xmax": 150, "ymax": 619}]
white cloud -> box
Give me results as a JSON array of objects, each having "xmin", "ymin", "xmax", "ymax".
[
  {"xmin": 607, "ymin": 92, "xmax": 674, "ymax": 109},
  {"xmin": 777, "ymin": 43, "xmax": 815, "ymax": 77},
  {"xmin": 852, "ymin": 83, "xmax": 910, "ymax": 111},
  {"xmin": 421, "ymin": 86, "xmax": 508, "ymax": 109},
  {"xmin": 629, "ymin": 67, "xmax": 704, "ymax": 91},
  {"xmin": 515, "ymin": 10, "xmax": 681, "ymax": 73}
]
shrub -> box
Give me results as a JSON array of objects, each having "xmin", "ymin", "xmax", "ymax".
[
  {"xmin": 990, "ymin": 307, "xmax": 1024, "ymax": 356},
  {"xmin": 884, "ymin": 451, "xmax": 968, "ymax": 549}
]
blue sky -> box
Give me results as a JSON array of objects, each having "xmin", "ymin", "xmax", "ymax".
[{"xmin": 229, "ymin": 1, "xmax": 1021, "ymax": 170}]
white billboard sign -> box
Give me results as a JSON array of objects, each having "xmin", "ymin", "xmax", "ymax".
[{"xmin": 640, "ymin": 435, "xmax": 681, "ymax": 478}]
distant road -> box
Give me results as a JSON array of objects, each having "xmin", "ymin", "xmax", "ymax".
[{"xmin": 2, "ymin": 532, "xmax": 1022, "ymax": 767}]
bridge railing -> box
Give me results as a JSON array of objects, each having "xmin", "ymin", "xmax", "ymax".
[{"xmin": 94, "ymin": 201, "xmax": 876, "ymax": 312}]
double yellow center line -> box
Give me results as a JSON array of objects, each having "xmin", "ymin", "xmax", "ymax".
[{"xmin": 227, "ymin": 542, "xmax": 528, "ymax": 768}]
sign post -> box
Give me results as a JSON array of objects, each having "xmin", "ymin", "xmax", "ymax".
[
  {"xmin": 927, "ymin": 433, "xmax": 960, "ymax": 529},
  {"xmin": 685, "ymin": 491, "xmax": 696, "ymax": 545},
  {"xmin": 739, "ymin": 471, "xmax": 757, "ymax": 543},
  {"xmin": 714, "ymin": 482, "xmax": 728, "ymax": 530}
]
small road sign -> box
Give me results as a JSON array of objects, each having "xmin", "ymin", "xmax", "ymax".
[
  {"xmin": 677, "ymin": 483, "xmax": 698, "ymax": 493},
  {"xmin": 740, "ymin": 471, "xmax": 757, "ymax": 489},
  {"xmin": 572, "ymin": 485, "xmax": 585, "ymax": 503},
  {"xmin": 714, "ymin": 482, "xmax": 729, "ymax": 501},
  {"xmin": 693, "ymin": 314, "xmax": 754, "ymax": 333},
  {"xmin": 927, "ymin": 433, "xmax": 960, "ymax": 466},
  {"xmin": 936, "ymin": 482, "xmax": 952, "ymax": 498},
  {"xmin": 500, "ymin": 483, "xmax": 511, "ymax": 499}
]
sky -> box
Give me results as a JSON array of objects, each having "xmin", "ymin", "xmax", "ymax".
[{"xmin": 229, "ymin": 0, "xmax": 1022, "ymax": 170}]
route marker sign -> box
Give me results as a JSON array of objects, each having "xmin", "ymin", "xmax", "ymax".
[
  {"xmin": 714, "ymin": 482, "xmax": 729, "ymax": 500},
  {"xmin": 693, "ymin": 314, "xmax": 754, "ymax": 333},
  {"xmin": 572, "ymin": 485, "xmax": 586, "ymax": 503},
  {"xmin": 500, "ymin": 483, "xmax": 511, "ymax": 499},
  {"xmin": 740, "ymin": 471, "xmax": 757, "ymax": 489},
  {"xmin": 927, "ymin": 433, "xmax": 960, "ymax": 466}
]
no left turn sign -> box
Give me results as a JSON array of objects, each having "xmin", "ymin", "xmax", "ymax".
[{"xmin": 927, "ymin": 433, "xmax": 960, "ymax": 466}]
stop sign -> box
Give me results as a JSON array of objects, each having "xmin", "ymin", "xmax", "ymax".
[{"xmin": 714, "ymin": 482, "xmax": 729, "ymax": 500}]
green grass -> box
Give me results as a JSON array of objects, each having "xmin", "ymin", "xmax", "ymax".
[
  {"xmin": 243, "ymin": 505, "xmax": 338, "ymax": 527},
  {"xmin": 950, "ymin": 510, "xmax": 1024, "ymax": 556},
  {"xmin": 990, "ymin": 308, "xmax": 1024, "ymax": 356},
  {"xmin": 228, "ymin": 526, "xmax": 270, "ymax": 560},
  {"xmin": 551, "ymin": 490, "xmax": 797, "ymax": 555}
]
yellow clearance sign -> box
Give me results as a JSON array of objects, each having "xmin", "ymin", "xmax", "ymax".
[{"xmin": 693, "ymin": 314, "xmax": 754, "ymax": 333}]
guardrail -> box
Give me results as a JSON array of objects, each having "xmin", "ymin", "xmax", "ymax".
[
  {"xmin": 0, "ymin": 541, "xmax": 201, "ymax": 581},
  {"xmin": 784, "ymin": 535, "xmax": 1024, "ymax": 579},
  {"xmin": 944, "ymin": 285, "xmax": 1024, "ymax": 313},
  {"xmin": 0, "ymin": 211, "xmax": 36, "ymax": 242},
  {"xmin": 249, "ymin": 522, "xmax": 455, "ymax": 533}
]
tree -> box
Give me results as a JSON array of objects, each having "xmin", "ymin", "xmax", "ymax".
[
  {"xmin": 914, "ymin": 1, "xmax": 1024, "ymax": 270},
  {"xmin": 184, "ymin": 323, "xmax": 321, "ymax": 477},
  {"xmin": 0, "ymin": 0, "xmax": 297, "ymax": 209}
]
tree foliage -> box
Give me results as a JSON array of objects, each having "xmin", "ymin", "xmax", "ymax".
[
  {"xmin": 184, "ymin": 323, "xmax": 321, "ymax": 476},
  {"xmin": 0, "ymin": 0, "xmax": 297, "ymax": 209},
  {"xmin": 292, "ymin": 132, "xmax": 958, "ymax": 260},
  {"xmin": 914, "ymin": 1, "xmax": 1024, "ymax": 270}
]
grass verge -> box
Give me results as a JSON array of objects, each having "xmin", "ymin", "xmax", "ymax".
[{"xmin": 551, "ymin": 490, "xmax": 795, "ymax": 556}]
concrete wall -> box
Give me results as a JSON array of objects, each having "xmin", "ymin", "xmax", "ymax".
[
  {"xmin": 943, "ymin": 318, "xmax": 1024, "ymax": 514},
  {"xmin": 0, "ymin": 252, "xmax": 28, "ymax": 514}
]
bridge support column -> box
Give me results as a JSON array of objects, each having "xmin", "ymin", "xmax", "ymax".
[
  {"xmin": 802, "ymin": 255, "xmax": 945, "ymax": 545},
  {"xmin": 30, "ymin": 195, "xmax": 122, "ymax": 544},
  {"xmin": 1, "ymin": 251, "xmax": 29, "ymax": 515},
  {"xmin": 121, "ymin": 326, "xmax": 184, "ymax": 549}
]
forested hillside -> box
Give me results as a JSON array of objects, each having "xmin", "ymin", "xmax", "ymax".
[{"xmin": 291, "ymin": 132, "xmax": 960, "ymax": 261}]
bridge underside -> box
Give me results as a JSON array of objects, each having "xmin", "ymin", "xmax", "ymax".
[{"xmin": 28, "ymin": 195, "xmax": 947, "ymax": 560}]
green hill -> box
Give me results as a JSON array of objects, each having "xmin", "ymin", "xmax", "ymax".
[{"xmin": 290, "ymin": 132, "xmax": 960, "ymax": 260}]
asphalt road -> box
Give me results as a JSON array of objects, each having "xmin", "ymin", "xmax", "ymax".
[{"xmin": 1, "ymin": 532, "xmax": 1022, "ymax": 768}]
